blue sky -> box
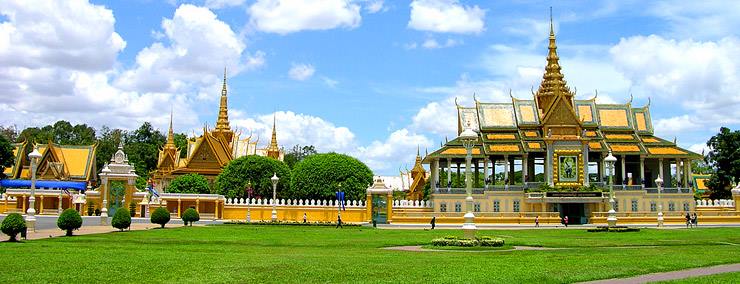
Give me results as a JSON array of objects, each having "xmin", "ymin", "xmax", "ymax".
[{"xmin": 1, "ymin": 0, "xmax": 739, "ymax": 175}]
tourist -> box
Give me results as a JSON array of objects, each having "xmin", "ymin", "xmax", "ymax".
[
  {"xmin": 303, "ymin": 213, "xmax": 307, "ymax": 223},
  {"xmin": 535, "ymin": 216, "xmax": 539, "ymax": 227},
  {"xmin": 564, "ymin": 216, "xmax": 569, "ymax": 227},
  {"xmin": 430, "ymin": 216, "xmax": 436, "ymax": 230},
  {"xmin": 336, "ymin": 215, "xmax": 343, "ymax": 229},
  {"xmin": 685, "ymin": 212, "xmax": 691, "ymax": 228},
  {"xmin": 692, "ymin": 213, "xmax": 698, "ymax": 227}
]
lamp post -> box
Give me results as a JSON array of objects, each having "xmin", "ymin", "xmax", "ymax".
[
  {"xmin": 337, "ymin": 182, "xmax": 343, "ymax": 220},
  {"xmin": 271, "ymin": 173, "xmax": 279, "ymax": 222},
  {"xmin": 604, "ymin": 151, "xmax": 618, "ymax": 227},
  {"xmin": 100, "ymin": 164, "xmax": 111, "ymax": 225},
  {"xmin": 26, "ymin": 146, "xmax": 42, "ymax": 230},
  {"xmin": 459, "ymin": 124, "xmax": 479, "ymax": 239},
  {"xmin": 655, "ymin": 176, "xmax": 664, "ymax": 227},
  {"xmin": 245, "ymin": 181, "xmax": 252, "ymax": 222}
]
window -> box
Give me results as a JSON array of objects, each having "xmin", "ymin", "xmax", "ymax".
[
  {"xmin": 493, "ymin": 200, "xmax": 500, "ymax": 212},
  {"xmin": 631, "ymin": 200, "xmax": 638, "ymax": 212},
  {"xmin": 683, "ymin": 202, "xmax": 690, "ymax": 212},
  {"xmin": 650, "ymin": 201, "xmax": 656, "ymax": 212},
  {"xmin": 440, "ymin": 202, "xmax": 447, "ymax": 212},
  {"xmin": 454, "ymin": 202, "xmax": 462, "ymax": 212},
  {"xmin": 474, "ymin": 203, "xmax": 481, "ymax": 212},
  {"xmin": 669, "ymin": 202, "xmax": 675, "ymax": 212},
  {"xmin": 513, "ymin": 200, "xmax": 520, "ymax": 212}
]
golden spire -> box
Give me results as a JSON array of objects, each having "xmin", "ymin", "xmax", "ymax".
[
  {"xmin": 215, "ymin": 67, "xmax": 231, "ymax": 132},
  {"xmin": 165, "ymin": 108, "xmax": 175, "ymax": 148},
  {"xmin": 536, "ymin": 7, "xmax": 572, "ymax": 113},
  {"xmin": 267, "ymin": 114, "xmax": 280, "ymax": 159}
]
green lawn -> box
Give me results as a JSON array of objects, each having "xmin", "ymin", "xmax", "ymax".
[
  {"xmin": 658, "ymin": 271, "xmax": 740, "ymax": 283},
  {"xmin": 0, "ymin": 225, "xmax": 739, "ymax": 283}
]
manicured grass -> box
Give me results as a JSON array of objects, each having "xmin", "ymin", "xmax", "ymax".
[
  {"xmin": 658, "ymin": 271, "xmax": 740, "ymax": 283},
  {"xmin": 0, "ymin": 226, "xmax": 739, "ymax": 283}
]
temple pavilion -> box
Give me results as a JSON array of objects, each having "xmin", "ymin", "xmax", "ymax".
[
  {"xmin": 421, "ymin": 17, "xmax": 702, "ymax": 224},
  {"xmin": 152, "ymin": 70, "xmax": 284, "ymax": 190}
]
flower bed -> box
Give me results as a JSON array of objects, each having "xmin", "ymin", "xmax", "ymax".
[
  {"xmin": 431, "ymin": 236, "xmax": 505, "ymax": 247},
  {"xmin": 587, "ymin": 226, "xmax": 640, "ymax": 233}
]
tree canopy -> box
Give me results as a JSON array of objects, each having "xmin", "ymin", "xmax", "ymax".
[
  {"xmin": 705, "ymin": 127, "xmax": 740, "ymax": 199},
  {"xmin": 167, "ymin": 174, "xmax": 211, "ymax": 194},
  {"xmin": 290, "ymin": 153, "xmax": 373, "ymax": 201},
  {"xmin": 214, "ymin": 156, "xmax": 291, "ymax": 199},
  {"xmin": 0, "ymin": 133, "xmax": 14, "ymax": 179},
  {"xmin": 283, "ymin": 144, "xmax": 317, "ymax": 169}
]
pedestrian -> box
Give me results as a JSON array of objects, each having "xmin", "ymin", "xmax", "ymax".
[
  {"xmin": 685, "ymin": 212, "xmax": 691, "ymax": 228},
  {"xmin": 692, "ymin": 213, "xmax": 698, "ymax": 227},
  {"xmin": 303, "ymin": 212, "xmax": 307, "ymax": 223},
  {"xmin": 535, "ymin": 216, "xmax": 539, "ymax": 228},
  {"xmin": 564, "ymin": 216, "xmax": 569, "ymax": 227},
  {"xmin": 336, "ymin": 214, "xmax": 343, "ymax": 229},
  {"xmin": 430, "ymin": 216, "xmax": 436, "ymax": 230}
]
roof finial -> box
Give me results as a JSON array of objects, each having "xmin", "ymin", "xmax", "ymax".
[
  {"xmin": 549, "ymin": 6, "xmax": 554, "ymax": 37},
  {"xmin": 166, "ymin": 106, "xmax": 175, "ymax": 147},
  {"xmin": 222, "ymin": 67, "xmax": 227, "ymax": 96}
]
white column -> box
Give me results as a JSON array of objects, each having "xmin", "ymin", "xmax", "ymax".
[
  {"xmin": 621, "ymin": 155, "xmax": 626, "ymax": 188},
  {"xmin": 675, "ymin": 158, "xmax": 682, "ymax": 189},
  {"xmin": 640, "ymin": 157, "xmax": 645, "ymax": 188},
  {"xmin": 503, "ymin": 155, "xmax": 509, "ymax": 189},
  {"xmin": 431, "ymin": 159, "xmax": 439, "ymax": 192},
  {"xmin": 659, "ymin": 159, "xmax": 664, "ymax": 182},
  {"xmin": 446, "ymin": 158, "xmax": 452, "ymax": 189},
  {"xmin": 483, "ymin": 157, "xmax": 489, "ymax": 188},
  {"xmin": 583, "ymin": 143, "xmax": 589, "ymax": 186},
  {"xmin": 522, "ymin": 155, "xmax": 528, "ymax": 184}
]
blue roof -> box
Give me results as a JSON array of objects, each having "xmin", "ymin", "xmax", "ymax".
[{"xmin": 0, "ymin": 179, "xmax": 88, "ymax": 191}]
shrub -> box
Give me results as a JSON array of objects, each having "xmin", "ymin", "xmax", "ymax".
[
  {"xmin": 150, "ymin": 207, "xmax": 170, "ymax": 228},
  {"xmin": 112, "ymin": 208, "xmax": 131, "ymax": 231},
  {"xmin": 57, "ymin": 208, "xmax": 83, "ymax": 236},
  {"xmin": 587, "ymin": 226, "xmax": 640, "ymax": 233},
  {"xmin": 87, "ymin": 203, "xmax": 94, "ymax": 216},
  {"xmin": 1, "ymin": 213, "xmax": 27, "ymax": 241},
  {"xmin": 168, "ymin": 173, "xmax": 211, "ymax": 194},
  {"xmin": 182, "ymin": 208, "xmax": 200, "ymax": 226},
  {"xmin": 214, "ymin": 156, "xmax": 291, "ymax": 199},
  {"xmin": 290, "ymin": 153, "xmax": 373, "ymax": 200},
  {"xmin": 431, "ymin": 236, "xmax": 505, "ymax": 247},
  {"xmin": 129, "ymin": 202, "xmax": 136, "ymax": 217}
]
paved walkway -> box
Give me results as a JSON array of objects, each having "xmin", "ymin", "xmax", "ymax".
[
  {"xmin": 579, "ymin": 263, "xmax": 740, "ymax": 284},
  {"xmin": 383, "ymin": 245, "xmax": 562, "ymax": 252},
  {"xmin": 19, "ymin": 222, "xmax": 202, "ymax": 240},
  {"xmin": 374, "ymin": 223, "xmax": 740, "ymax": 230}
]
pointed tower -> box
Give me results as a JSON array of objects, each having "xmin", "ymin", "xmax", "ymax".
[
  {"xmin": 156, "ymin": 109, "xmax": 180, "ymax": 171},
  {"xmin": 214, "ymin": 68, "xmax": 234, "ymax": 143},
  {"xmin": 406, "ymin": 146, "xmax": 427, "ymax": 200},
  {"xmin": 266, "ymin": 114, "xmax": 281, "ymax": 159},
  {"xmin": 535, "ymin": 8, "xmax": 573, "ymax": 114}
]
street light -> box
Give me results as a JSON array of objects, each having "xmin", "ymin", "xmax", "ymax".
[
  {"xmin": 655, "ymin": 176, "xmax": 664, "ymax": 227},
  {"xmin": 271, "ymin": 173, "xmax": 279, "ymax": 222},
  {"xmin": 459, "ymin": 123, "xmax": 478, "ymax": 239},
  {"xmin": 26, "ymin": 146, "xmax": 42, "ymax": 231},
  {"xmin": 100, "ymin": 164, "xmax": 111, "ymax": 224},
  {"xmin": 604, "ymin": 151, "xmax": 618, "ymax": 227}
]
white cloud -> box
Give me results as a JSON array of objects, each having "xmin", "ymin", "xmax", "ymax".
[
  {"xmin": 421, "ymin": 38, "xmax": 461, "ymax": 49},
  {"xmin": 688, "ymin": 143, "xmax": 710, "ymax": 156},
  {"xmin": 204, "ymin": 0, "xmax": 246, "ymax": 9},
  {"xmin": 115, "ymin": 4, "xmax": 246, "ymax": 97},
  {"xmin": 364, "ymin": 0, "xmax": 386, "ymax": 14},
  {"xmin": 248, "ymin": 0, "xmax": 361, "ymax": 34},
  {"xmin": 408, "ymin": 0, "xmax": 486, "ymax": 34},
  {"xmin": 321, "ymin": 76, "xmax": 339, "ymax": 88},
  {"xmin": 288, "ymin": 63, "xmax": 316, "ymax": 81},
  {"xmin": 653, "ymin": 115, "xmax": 703, "ymax": 139},
  {"xmin": 355, "ymin": 128, "xmax": 432, "ymax": 172},
  {"xmin": 650, "ymin": 1, "xmax": 740, "ymax": 40},
  {"xmin": 610, "ymin": 35, "xmax": 740, "ymax": 125}
]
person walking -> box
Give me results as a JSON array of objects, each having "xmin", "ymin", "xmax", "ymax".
[
  {"xmin": 685, "ymin": 212, "xmax": 691, "ymax": 228},
  {"xmin": 535, "ymin": 216, "xmax": 540, "ymax": 228},
  {"xmin": 303, "ymin": 212, "xmax": 307, "ymax": 223},
  {"xmin": 430, "ymin": 216, "xmax": 436, "ymax": 230},
  {"xmin": 692, "ymin": 213, "xmax": 698, "ymax": 227},
  {"xmin": 564, "ymin": 216, "xmax": 569, "ymax": 227},
  {"xmin": 336, "ymin": 214, "xmax": 343, "ymax": 229}
]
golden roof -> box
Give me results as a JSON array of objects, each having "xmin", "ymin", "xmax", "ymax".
[
  {"xmin": 527, "ymin": 142, "xmax": 541, "ymax": 149},
  {"xmin": 487, "ymin": 134, "xmax": 516, "ymax": 140},
  {"xmin": 598, "ymin": 109, "xmax": 629, "ymax": 127},
  {"xmin": 489, "ymin": 144, "xmax": 520, "ymax": 152},
  {"xmin": 441, "ymin": 148, "xmax": 481, "ymax": 155},
  {"xmin": 215, "ymin": 68, "xmax": 231, "ymax": 132},
  {"xmin": 647, "ymin": 147, "xmax": 686, "ymax": 155},
  {"xmin": 610, "ymin": 144, "xmax": 640, "ymax": 152},
  {"xmin": 642, "ymin": 137, "xmax": 659, "ymax": 143},
  {"xmin": 605, "ymin": 134, "xmax": 634, "ymax": 140},
  {"xmin": 635, "ymin": 112, "xmax": 648, "ymax": 131},
  {"xmin": 535, "ymin": 10, "xmax": 573, "ymax": 113},
  {"xmin": 524, "ymin": 131, "xmax": 539, "ymax": 137},
  {"xmin": 588, "ymin": 142, "xmax": 602, "ymax": 149}
]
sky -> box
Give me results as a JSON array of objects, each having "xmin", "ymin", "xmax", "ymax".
[{"xmin": 1, "ymin": 0, "xmax": 739, "ymax": 175}]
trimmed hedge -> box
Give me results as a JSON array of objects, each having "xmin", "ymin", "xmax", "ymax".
[
  {"xmin": 1, "ymin": 213, "xmax": 27, "ymax": 241},
  {"xmin": 290, "ymin": 153, "xmax": 373, "ymax": 200},
  {"xmin": 587, "ymin": 226, "xmax": 640, "ymax": 233},
  {"xmin": 431, "ymin": 236, "xmax": 505, "ymax": 247},
  {"xmin": 112, "ymin": 208, "xmax": 132, "ymax": 231},
  {"xmin": 182, "ymin": 208, "xmax": 200, "ymax": 226},
  {"xmin": 57, "ymin": 208, "xmax": 82, "ymax": 236},
  {"xmin": 150, "ymin": 207, "xmax": 170, "ymax": 228}
]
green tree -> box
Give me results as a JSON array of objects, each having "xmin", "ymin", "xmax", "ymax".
[
  {"xmin": 112, "ymin": 208, "xmax": 132, "ymax": 231},
  {"xmin": 150, "ymin": 207, "xmax": 171, "ymax": 228},
  {"xmin": 214, "ymin": 156, "xmax": 291, "ymax": 199},
  {"xmin": 0, "ymin": 133, "xmax": 15, "ymax": 179},
  {"xmin": 0, "ymin": 125, "xmax": 17, "ymax": 142},
  {"xmin": 124, "ymin": 122, "xmax": 166, "ymax": 179},
  {"xmin": 1, "ymin": 213, "xmax": 26, "ymax": 242},
  {"xmin": 283, "ymin": 145, "xmax": 317, "ymax": 169},
  {"xmin": 182, "ymin": 208, "xmax": 200, "ymax": 226},
  {"xmin": 290, "ymin": 153, "xmax": 373, "ymax": 201},
  {"xmin": 95, "ymin": 126, "xmax": 124, "ymax": 174},
  {"xmin": 167, "ymin": 173, "xmax": 211, "ymax": 194},
  {"xmin": 173, "ymin": 133, "xmax": 189, "ymax": 158},
  {"xmin": 57, "ymin": 209, "xmax": 83, "ymax": 236},
  {"xmin": 705, "ymin": 127, "xmax": 740, "ymax": 199}
]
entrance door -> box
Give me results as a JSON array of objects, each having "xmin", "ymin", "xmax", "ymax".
[
  {"xmin": 108, "ymin": 181, "xmax": 126, "ymax": 216},
  {"xmin": 372, "ymin": 195, "xmax": 387, "ymax": 224},
  {"xmin": 559, "ymin": 203, "xmax": 586, "ymax": 225}
]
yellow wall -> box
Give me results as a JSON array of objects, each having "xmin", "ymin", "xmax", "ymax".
[{"xmin": 222, "ymin": 205, "xmax": 368, "ymax": 223}]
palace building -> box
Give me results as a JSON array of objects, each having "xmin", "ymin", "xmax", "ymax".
[
  {"xmin": 152, "ymin": 71, "xmax": 284, "ymax": 190},
  {"xmin": 420, "ymin": 18, "xmax": 702, "ymax": 224}
]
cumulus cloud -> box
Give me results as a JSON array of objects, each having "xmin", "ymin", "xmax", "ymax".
[
  {"xmin": 408, "ymin": 0, "xmax": 486, "ymax": 34},
  {"xmin": 288, "ymin": 63, "xmax": 316, "ymax": 81},
  {"xmin": 248, "ymin": 0, "xmax": 361, "ymax": 34},
  {"xmin": 204, "ymin": 0, "xmax": 246, "ymax": 9},
  {"xmin": 421, "ymin": 38, "xmax": 461, "ymax": 49},
  {"xmin": 355, "ymin": 128, "xmax": 432, "ymax": 172},
  {"xmin": 364, "ymin": 0, "xmax": 386, "ymax": 14}
]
